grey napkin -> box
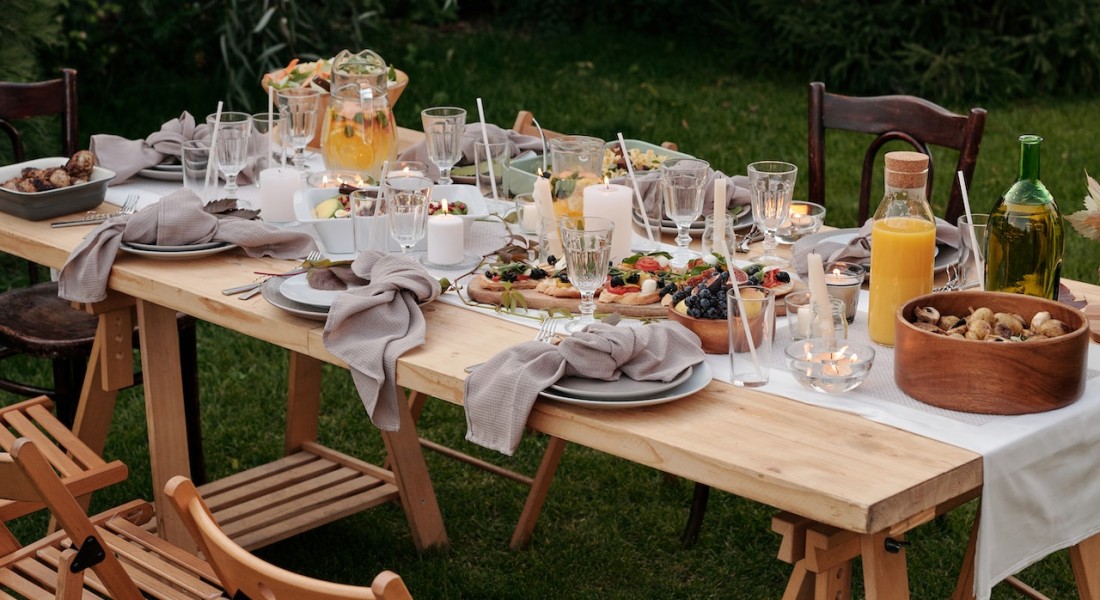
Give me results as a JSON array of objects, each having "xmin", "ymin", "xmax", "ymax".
[
  {"xmin": 464, "ymin": 321, "xmax": 706, "ymax": 455},
  {"xmin": 91, "ymin": 111, "xmax": 265, "ymax": 186},
  {"xmin": 398, "ymin": 123, "xmax": 544, "ymax": 182},
  {"xmin": 626, "ymin": 171, "xmax": 751, "ymax": 220},
  {"xmin": 790, "ymin": 217, "xmax": 960, "ymax": 276},
  {"xmin": 322, "ymin": 251, "xmax": 442, "ymax": 431},
  {"xmin": 57, "ymin": 189, "xmax": 317, "ymax": 303}
]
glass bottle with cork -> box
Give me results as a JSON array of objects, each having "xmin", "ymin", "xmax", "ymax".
[
  {"xmin": 867, "ymin": 151, "xmax": 936, "ymax": 346},
  {"xmin": 985, "ymin": 134, "xmax": 1064, "ymax": 299}
]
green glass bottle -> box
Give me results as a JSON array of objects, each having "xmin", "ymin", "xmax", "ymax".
[{"xmin": 985, "ymin": 134, "xmax": 1064, "ymax": 299}]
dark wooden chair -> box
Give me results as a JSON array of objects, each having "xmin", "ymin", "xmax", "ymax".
[
  {"xmin": 0, "ymin": 69, "xmax": 205, "ymax": 482},
  {"xmin": 807, "ymin": 81, "xmax": 987, "ymax": 225}
]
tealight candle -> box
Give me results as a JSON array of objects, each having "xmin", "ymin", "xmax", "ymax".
[
  {"xmin": 307, "ymin": 170, "xmax": 369, "ymax": 189},
  {"xmin": 583, "ymin": 177, "xmax": 633, "ymax": 264},
  {"xmin": 823, "ymin": 261, "xmax": 866, "ymax": 324},
  {"xmin": 258, "ymin": 167, "xmax": 301, "ymax": 223},
  {"xmin": 427, "ymin": 199, "xmax": 464, "ymax": 265}
]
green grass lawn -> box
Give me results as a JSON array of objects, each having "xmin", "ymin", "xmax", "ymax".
[{"xmin": 4, "ymin": 21, "xmax": 1098, "ymax": 599}]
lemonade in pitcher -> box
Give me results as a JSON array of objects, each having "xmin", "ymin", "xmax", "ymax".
[{"xmin": 320, "ymin": 84, "xmax": 397, "ymax": 182}]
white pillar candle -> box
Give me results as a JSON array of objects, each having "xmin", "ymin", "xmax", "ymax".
[
  {"xmin": 258, "ymin": 167, "xmax": 301, "ymax": 223},
  {"xmin": 427, "ymin": 200, "xmax": 464, "ymax": 265},
  {"xmin": 713, "ymin": 177, "xmax": 727, "ymax": 254},
  {"xmin": 583, "ymin": 180, "xmax": 633, "ymax": 264}
]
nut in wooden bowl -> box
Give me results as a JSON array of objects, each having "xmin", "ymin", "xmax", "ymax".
[{"xmin": 895, "ymin": 291, "xmax": 1089, "ymax": 414}]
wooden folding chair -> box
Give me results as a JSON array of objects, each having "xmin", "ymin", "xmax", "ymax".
[
  {"xmin": 807, "ymin": 81, "xmax": 987, "ymax": 224},
  {"xmin": 0, "ymin": 436, "xmax": 226, "ymax": 599},
  {"xmin": 166, "ymin": 475, "xmax": 413, "ymax": 600}
]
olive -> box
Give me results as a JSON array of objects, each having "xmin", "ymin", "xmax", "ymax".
[
  {"xmin": 610, "ymin": 276, "xmax": 625, "ymax": 287},
  {"xmin": 625, "ymin": 272, "xmax": 640, "ymax": 284},
  {"xmin": 775, "ymin": 271, "xmax": 791, "ymax": 283},
  {"xmin": 530, "ymin": 268, "xmax": 548, "ymax": 279},
  {"xmin": 547, "ymin": 255, "xmax": 558, "ymax": 266}
]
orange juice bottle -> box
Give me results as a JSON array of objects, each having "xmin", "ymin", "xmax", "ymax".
[{"xmin": 868, "ymin": 151, "xmax": 936, "ymax": 346}]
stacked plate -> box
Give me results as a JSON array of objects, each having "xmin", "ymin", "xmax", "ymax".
[
  {"xmin": 634, "ymin": 206, "xmax": 754, "ymax": 236},
  {"xmin": 138, "ymin": 161, "xmax": 183, "ymax": 181},
  {"xmin": 539, "ymin": 361, "xmax": 713, "ymax": 409},
  {"xmin": 119, "ymin": 241, "xmax": 236, "ymax": 260}
]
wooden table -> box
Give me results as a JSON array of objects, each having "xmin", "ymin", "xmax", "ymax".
[{"xmin": 2, "ymin": 137, "xmax": 1098, "ymax": 597}]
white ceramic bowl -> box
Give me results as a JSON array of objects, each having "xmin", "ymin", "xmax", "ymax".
[{"xmin": 293, "ymin": 184, "xmax": 488, "ymax": 255}]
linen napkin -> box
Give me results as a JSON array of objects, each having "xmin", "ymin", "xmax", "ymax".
[
  {"xmin": 57, "ymin": 189, "xmax": 317, "ymax": 303},
  {"xmin": 464, "ymin": 321, "xmax": 706, "ymax": 455},
  {"xmin": 789, "ymin": 217, "xmax": 960, "ymax": 277},
  {"xmin": 625, "ymin": 171, "xmax": 751, "ymax": 219},
  {"xmin": 322, "ymin": 251, "xmax": 442, "ymax": 431},
  {"xmin": 398, "ymin": 123, "xmax": 544, "ymax": 182},
  {"xmin": 91, "ymin": 111, "xmax": 266, "ymax": 186}
]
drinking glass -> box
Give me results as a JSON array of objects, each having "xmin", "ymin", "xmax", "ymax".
[
  {"xmin": 421, "ymin": 107, "xmax": 466, "ymax": 185},
  {"xmin": 385, "ymin": 175, "xmax": 432, "ymax": 254},
  {"xmin": 660, "ymin": 158, "xmax": 710, "ymax": 268},
  {"xmin": 205, "ymin": 112, "xmax": 252, "ymax": 201},
  {"xmin": 748, "ymin": 160, "xmax": 798, "ymax": 267},
  {"xmin": 181, "ymin": 139, "xmax": 214, "ymax": 204},
  {"xmin": 727, "ymin": 286, "xmax": 775, "ymax": 387},
  {"xmin": 957, "ymin": 213, "xmax": 990, "ymax": 290},
  {"xmin": 352, "ymin": 188, "xmax": 384, "ymax": 252},
  {"xmin": 559, "ymin": 216, "xmax": 614, "ymax": 333},
  {"xmin": 250, "ymin": 112, "xmax": 284, "ymax": 172},
  {"xmin": 276, "ymin": 88, "xmax": 320, "ymax": 172}
]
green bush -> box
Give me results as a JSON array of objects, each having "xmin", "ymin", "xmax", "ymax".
[
  {"xmin": 706, "ymin": 0, "xmax": 1100, "ymax": 103},
  {"xmin": 1, "ymin": 0, "xmax": 64, "ymax": 163}
]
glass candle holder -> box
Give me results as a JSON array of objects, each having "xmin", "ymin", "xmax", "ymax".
[{"xmin": 823, "ymin": 261, "xmax": 866, "ymax": 324}]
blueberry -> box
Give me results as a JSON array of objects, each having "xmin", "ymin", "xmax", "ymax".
[
  {"xmin": 547, "ymin": 255, "xmax": 558, "ymax": 266},
  {"xmin": 626, "ymin": 272, "xmax": 640, "ymax": 284},
  {"xmin": 775, "ymin": 271, "xmax": 791, "ymax": 283},
  {"xmin": 530, "ymin": 268, "xmax": 548, "ymax": 279},
  {"xmin": 698, "ymin": 288, "xmax": 711, "ymax": 298},
  {"xmin": 501, "ymin": 272, "xmax": 517, "ymax": 282},
  {"xmin": 610, "ymin": 276, "xmax": 625, "ymax": 287},
  {"xmin": 699, "ymin": 298, "xmax": 712, "ymax": 309},
  {"xmin": 663, "ymin": 283, "xmax": 678, "ymax": 295}
]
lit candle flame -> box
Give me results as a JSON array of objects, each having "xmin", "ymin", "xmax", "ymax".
[
  {"xmin": 604, "ymin": 175, "xmax": 610, "ymax": 190},
  {"xmin": 442, "ymin": 199, "xmax": 450, "ymax": 214}
]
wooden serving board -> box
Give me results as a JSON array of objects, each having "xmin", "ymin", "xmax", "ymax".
[{"xmin": 465, "ymin": 276, "xmax": 668, "ymax": 318}]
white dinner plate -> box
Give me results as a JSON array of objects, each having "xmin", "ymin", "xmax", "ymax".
[
  {"xmin": 138, "ymin": 168, "xmax": 184, "ymax": 181},
  {"xmin": 539, "ymin": 361, "xmax": 712, "ymax": 409},
  {"xmin": 151, "ymin": 163, "xmax": 183, "ymax": 172},
  {"xmin": 277, "ymin": 272, "xmax": 355, "ymax": 308},
  {"xmin": 261, "ymin": 276, "xmax": 329, "ymax": 321},
  {"xmin": 119, "ymin": 241, "xmax": 236, "ymax": 260},
  {"xmin": 797, "ymin": 228, "xmax": 958, "ymax": 275},
  {"xmin": 549, "ymin": 365, "xmax": 694, "ymax": 400},
  {"xmin": 125, "ymin": 241, "xmax": 226, "ymax": 252},
  {"xmin": 638, "ymin": 205, "xmax": 753, "ymax": 234}
]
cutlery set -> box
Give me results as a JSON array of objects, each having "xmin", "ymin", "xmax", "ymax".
[
  {"xmin": 51, "ymin": 193, "xmax": 139, "ymax": 227},
  {"xmin": 221, "ymin": 251, "xmax": 322, "ymax": 300}
]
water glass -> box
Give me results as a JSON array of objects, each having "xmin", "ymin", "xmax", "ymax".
[
  {"xmin": 514, "ymin": 193, "xmax": 540, "ymax": 236},
  {"xmin": 181, "ymin": 139, "xmax": 214, "ymax": 204},
  {"xmin": 250, "ymin": 112, "xmax": 284, "ymax": 173},
  {"xmin": 352, "ymin": 188, "xmax": 385, "ymax": 252},
  {"xmin": 748, "ymin": 161, "xmax": 797, "ymax": 267},
  {"xmin": 727, "ymin": 286, "xmax": 775, "ymax": 387},
  {"xmin": 957, "ymin": 213, "xmax": 989, "ymax": 290},
  {"xmin": 474, "ymin": 137, "xmax": 511, "ymax": 199},
  {"xmin": 421, "ymin": 107, "xmax": 466, "ymax": 184},
  {"xmin": 385, "ymin": 175, "xmax": 432, "ymax": 254},
  {"xmin": 784, "ymin": 292, "xmax": 847, "ymax": 340},
  {"xmin": 660, "ymin": 157, "xmax": 710, "ymax": 268},
  {"xmin": 550, "ymin": 135, "xmax": 603, "ymax": 219},
  {"xmin": 702, "ymin": 213, "xmax": 737, "ymax": 256},
  {"xmin": 559, "ymin": 216, "xmax": 614, "ymax": 333},
  {"xmin": 206, "ymin": 112, "xmax": 252, "ymax": 202},
  {"xmin": 276, "ymin": 88, "xmax": 320, "ymax": 172}
]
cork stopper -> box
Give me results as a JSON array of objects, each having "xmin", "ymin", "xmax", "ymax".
[{"xmin": 884, "ymin": 151, "xmax": 929, "ymax": 189}]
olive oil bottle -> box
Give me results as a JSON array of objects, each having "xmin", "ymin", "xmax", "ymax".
[{"xmin": 985, "ymin": 135, "xmax": 1064, "ymax": 299}]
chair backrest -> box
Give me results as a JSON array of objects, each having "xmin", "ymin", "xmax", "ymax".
[
  {"xmin": 165, "ymin": 475, "xmax": 414, "ymax": 600},
  {"xmin": 807, "ymin": 81, "xmax": 986, "ymax": 225},
  {"xmin": 0, "ymin": 68, "xmax": 79, "ymax": 162},
  {"xmin": 1, "ymin": 437, "xmax": 146, "ymax": 600}
]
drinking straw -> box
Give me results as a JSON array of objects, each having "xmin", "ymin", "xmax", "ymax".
[
  {"xmin": 532, "ymin": 116, "xmax": 548, "ymax": 173},
  {"xmin": 270, "ymin": 88, "xmax": 286, "ymax": 168},
  {"xmin": 716, "ymin": 231, "xmax": 764, "ymax": 379},
  {"xmin": 617, "ymin": 133, "xmax": 657, "ymax": 249},
  {"xmin": 204, "ymin": 101, "xmax": 223, "ymax": 200},
  {"xmin": 958, "ymin": 170, "xmax": 984, "ymax": 290},
  {"xmin": 713, "ymin": 176, "xmax": 727, "ymax": 252},
  {"xmin": 807, "ymin": 252, "xmax": 836, "ymax": 339},
  {"xmin": 475, "ymin": 97, "xmax": 499, "ymax": 201},
  {"xmin": 266, "ymin": 87, "xmax": 275, "ymax": 168}
]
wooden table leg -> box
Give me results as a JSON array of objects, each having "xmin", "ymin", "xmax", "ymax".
[
  {"xmin": 950, "ymin": 507, "xmax": 979, "ymax": 600},
  {"xmin": 1070, "ymin": 532, "xmax": 1100, "ymax": 599},
  {"xmin": 510, "ymin": 435, "xmax": 567, "ymax": 550},
  {"xmin": 285, "ymin": 351, "xmax": 322, "ymax": 454},
  {"xmin": 861, "ymin": 531, "xmax": 910, "ymax": 600},
  {"xmin": 72, "ymin": 308, "xmax": 131, "ymax": 456},
  {"xmin": 135, "ymin": 299, "xmax": 192, "ymax": 547},
  {"xmin": 379, "ymin": 388, "xmax": 448, "ymax": 550}
]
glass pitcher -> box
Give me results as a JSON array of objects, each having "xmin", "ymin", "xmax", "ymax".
[
  {"xmin": 331, "ymin": 49, "xmax": 388, "ymax": 97},
  {"xmin": 320, "ymin": 83, "xmax": 397, "ymax": 182},
  {"xmin": 549, "ymin": 135, "xmax": 604, "ymax": 219}
]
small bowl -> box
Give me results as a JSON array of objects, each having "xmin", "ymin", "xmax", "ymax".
[
  {"xmin": 666, "ymin": 308, "xmax": 729, "ymax": 354},
  {"xmin": 775, "ymin": 201, "xmax": 826, "ymax": 244},
  {"xmin": 785, "ymin": 338, "xmax": 875, "ymax": 394},
  {"xmin": 0, "ymin": 157, "xmax": 116, "ymax": 221},
  {"xmin": 895, "ymin": 291, "xmax": 1088, "ymax": 414}
]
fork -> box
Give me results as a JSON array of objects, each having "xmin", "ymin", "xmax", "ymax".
[
  {"xmin": 736, "ymin": 225, "xmax": 762, "ymax": 253},
  {"xmin": 464, "ymin": 317, "xmax": 560, "ymax": 373},
  {"xmin": 234, "ymin": 251, "xmax": 323, "ymax": 300},
  {"xmin": 52, "ymin": 193, "xmax": 139, "ymax": 228}
]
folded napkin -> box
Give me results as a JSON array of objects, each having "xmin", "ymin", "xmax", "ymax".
[
  {"xmin": 57, "ymin": 189, "xmax": 317, "ymax": 303},
  {"xmin": 91, "ymin": 111, "xmax": 265, "ymax": 186},
  {"xmin": 790, "ymin": 217, "xmax": 960, "ymax": 277},
  {"xmin": 464, "ymin": 321, "xmax": 706, "ymax": 455},
  {"xmin": 624, "ymin": 171, "xmax": 751, "ymax": 219},
  {"xmin": 322, "ymin": 251, "xmax": 442, "ymax": 431},
  {"xmin": 398, "ymin": 123, "xmax": 545, "ymax": 182}
]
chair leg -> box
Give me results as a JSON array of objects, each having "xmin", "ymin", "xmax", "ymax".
[
  {"xmin": 178, "ymin": 319, "xmax": 205, "ymax": 485},
  {"xmin": 681, "ymin": 482, "xmax": 711, "ymax": 548},
  {"xmin": 51, "ymin": 356, "xmax": 86, "ymax": 427}
]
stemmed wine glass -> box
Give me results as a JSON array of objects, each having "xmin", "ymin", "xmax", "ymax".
[
  {"xmin": 660, "ymin": 157, "xmax": 710, "ymax": 268},
  {"xmin": 421, "ymin": 107, "xmax": 466, "ymax": 185},
  {"xmin": 748, "ymin": 161, "xmax": 798, "ymax": 267},
  {"xmin": 205, "ymin": 112, "xmax": 252, "ymax": 201},
  {"xmin": 385, "ymin": 174, "xmax": 432, "ymax": 254},
  {"xmin": 276, "ymin": 88, "xmax": 320, "ymax": 172},
  {"xmin": 559, "ymin": 216, "xmax": 614, "ymax": 333}
]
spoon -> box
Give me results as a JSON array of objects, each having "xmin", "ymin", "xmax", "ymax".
[{"xmin": 736, "ymin": 225, "xmax": 762, "ymax": 253}]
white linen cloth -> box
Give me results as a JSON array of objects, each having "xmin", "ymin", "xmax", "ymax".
[
  {"xmin": 322, "ymin": 251, "xmax": 441, "ymax": 431},
  {"xmin": 464, "ymin": 321, "xmax": 705, "ymax": 455},
  {"xmin": 57, "ymin": 189, "xmax": 317, "ymax": 303}
]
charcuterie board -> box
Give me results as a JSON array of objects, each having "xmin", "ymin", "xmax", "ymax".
[{"xmin": 465, "ymin": 275, "xmax": 668, "ymax": 318}]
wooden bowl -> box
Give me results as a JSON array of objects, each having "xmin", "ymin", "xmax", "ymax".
[
  {"xmin": 895, "ymin": 291, "xmax": 1089, "ymax": 414},
  {"xmin": 666, "ymin": 297, "xmax": 772, "ymax": 355}
]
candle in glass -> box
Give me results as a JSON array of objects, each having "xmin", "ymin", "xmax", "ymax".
[{"xmin": 823, "ymin": 261, "xmax": 866, "ymax": 324}]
